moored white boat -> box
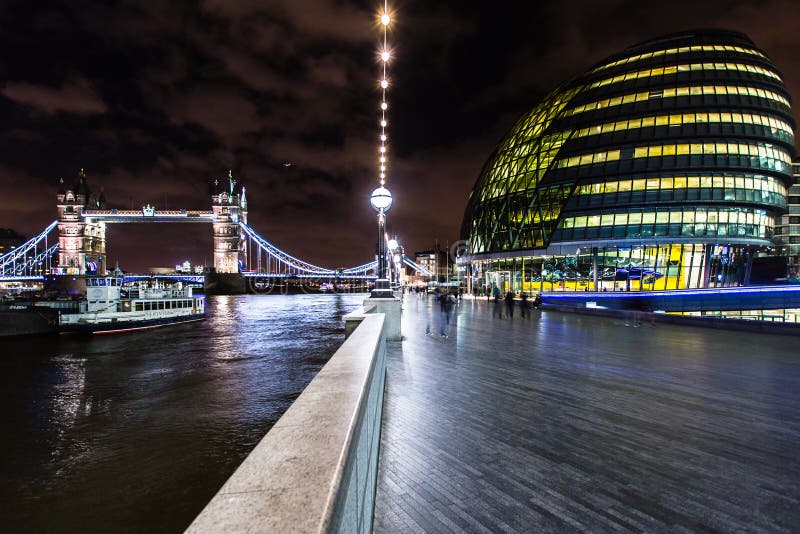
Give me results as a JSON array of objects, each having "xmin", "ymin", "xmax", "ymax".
[{"xmin": 59, "ymin": 275, "xmax": 205, "ymax": 334}]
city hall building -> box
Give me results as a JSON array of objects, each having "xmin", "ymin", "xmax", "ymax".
[{"xmin": 459, "ymin": 29, "xmax": 797, "ymax": 293}]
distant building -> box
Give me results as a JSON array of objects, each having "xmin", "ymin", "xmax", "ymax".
[
  {"xmin": 414, "ymin": 246, "xmax": 451, "ymax": 282},
  {"xmin": 775, "ymin": 159, "xmax": 800, "ymax": 278},
  {"xmin": 0, "ymin": 228, "xmax": 24, "ymax": 254}
]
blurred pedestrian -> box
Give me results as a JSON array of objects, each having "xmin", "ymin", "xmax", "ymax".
[
  {"xmin": 440, "ymin": 290, "xmax": 456, "ymax": 336},
  {"xmin": 505, "ymin": 290, "xmax": 515, "ymax": 319},
  {"xmin": 492, "ymin": 284, "xmax": 501, "ymax": 301},
  {"xmin": 520, "ymin": 292, "xmax": 529, "ymax": 318}
]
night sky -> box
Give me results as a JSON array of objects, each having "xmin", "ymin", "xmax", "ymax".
[{"xmin": 1, "ymin": 0, "xmax": 798, "ymax": 272}]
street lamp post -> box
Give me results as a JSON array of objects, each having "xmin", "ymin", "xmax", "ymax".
[{"xmin": 370, "ymin": 186, "xmax": 394, "ymax": 297}]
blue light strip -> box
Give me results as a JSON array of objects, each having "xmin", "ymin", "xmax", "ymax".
[
  {"xmin": 542, "ymin": 285, "xmax": 800, "ymax": 299},
  {"xmin": 0, "ymin": 275, "xmax": 45, "ymax": 282},
  {"xmin": 243, "ymin": 272, "xmax": 377, "ymax": 280}
]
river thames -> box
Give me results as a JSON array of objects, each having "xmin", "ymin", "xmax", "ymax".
[{"xmin": 0, "ymin": 293, "xmax": 365, "ymax": 532}]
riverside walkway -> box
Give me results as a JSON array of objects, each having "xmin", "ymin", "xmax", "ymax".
[{"xmin": 373, "ymin": 296, "xmax": 800, "ymax": 532}]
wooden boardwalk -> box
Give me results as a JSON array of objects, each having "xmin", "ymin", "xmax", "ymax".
[{"xmin": 373, "ymin": 296, "xmax": 800, "ymax": 532}]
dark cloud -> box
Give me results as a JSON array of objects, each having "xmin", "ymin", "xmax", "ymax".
[
  {"xmin": 1, "ymin": 78, "xmax": 107, "ymax": 115},
  {"xmin": 0, "ymin": 0, "xmax": 797, "ymax": 271}
]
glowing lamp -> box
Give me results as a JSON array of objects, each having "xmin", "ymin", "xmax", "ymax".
[
  {"xmin": 380, "ymin": 79, "xmax": 388, "ymax": 89},
  {"xmin": 388, "ymin": 238, "xmax": 399, "ymax": 251},
  {"xmin": 381, "ymin": 51, "xmax": 390, "ymax": 62},
  {"xmin": 381, "ymin": 13, "xmax": 390, "ymax": 26},
  {"xmin": 370, "ymin": 186, "xmax": 393, "ymax": 212},
  {"xmin": 381, "ymin": 120, "xmax": 387, "ymax": 127}
]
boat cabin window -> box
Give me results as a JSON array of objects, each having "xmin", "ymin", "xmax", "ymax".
[{"xmin": 86, "ymin": 277, "xmax": 122, "ymax": 287}]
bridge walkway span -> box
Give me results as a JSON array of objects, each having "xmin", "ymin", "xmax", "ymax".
[{"xmin": 374, "ymin": 297, "xmax": 800, "ymax": 532}]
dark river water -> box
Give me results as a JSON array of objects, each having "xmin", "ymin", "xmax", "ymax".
[{"xmin": 0, "ymin": 293, "xmax": 365, "ymax": 532}]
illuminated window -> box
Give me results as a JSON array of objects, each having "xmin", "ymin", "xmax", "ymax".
[
  {"xmin": 588, "ymin": 62, "xmax": 782, "ymax": 91},
  {"xmin": 591, "ymin": 45, "xmax": 767, "ymax": 74}
]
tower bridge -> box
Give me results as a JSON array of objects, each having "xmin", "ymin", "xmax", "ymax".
[{"xmin": 0, "ymin": 169, "xmax": 409, "ymax": 291}]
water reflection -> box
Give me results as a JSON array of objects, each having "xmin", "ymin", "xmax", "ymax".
[{"xmin": 0, "ymin": 293, "xmax": 364, "ymax": 532}]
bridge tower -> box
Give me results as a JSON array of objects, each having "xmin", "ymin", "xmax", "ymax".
[
  {"xmin": 211, "ymin": 171, "xmax": 247, "ymax": 273},
  {"xmin": 56, "ymin": 169, "xmax": 106, "ymax": 275}
]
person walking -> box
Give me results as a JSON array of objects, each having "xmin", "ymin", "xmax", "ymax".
[
  {"xmin": 505, "ymin": 290, "xmax": 515, "ymax": 319},
  {"xmin": 440, "ymin": 290, "xmax": 455, "ymax": 336},
  {"xmin": 492, "ymin": 284, "xmax": 501, "ymax": 301},
  {"xmin": 520, "ymin": 292, "xmax": 529, "ymax": 318}
]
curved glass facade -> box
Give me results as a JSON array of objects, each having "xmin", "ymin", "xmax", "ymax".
[{"xmin": 460, "ymin": 29, "xmax": 796, "ymax": 292}]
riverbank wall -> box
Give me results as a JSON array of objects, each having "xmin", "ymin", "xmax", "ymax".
[{"xmin": 188, "ymin": 307, "xmax": 387, "ymax": 532}]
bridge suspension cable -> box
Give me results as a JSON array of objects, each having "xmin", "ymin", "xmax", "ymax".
[
  {"xmin": 401, "ymin": 255, "xmax": 434, "ymax": 278},
  {"xmin": 239, "ymin": 222, "xmax": 333, "ymax": 275},
  {"xmin": 1, "ymin": 220, "xmax": 58, "ymax": 276},
  {"xmin": 340, "ymin": 260, "xmax": 378, "ymax": 275},
  {"xmin": 239, "ymin": 222, "xmax": 380, "ymax": 277}
]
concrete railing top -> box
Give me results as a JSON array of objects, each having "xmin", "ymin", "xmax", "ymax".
[{"xmin": 187, "ymin": 312, "xmax": 386, "ymax": 533}]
